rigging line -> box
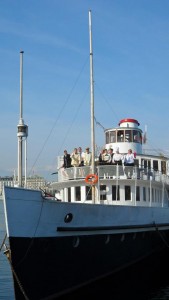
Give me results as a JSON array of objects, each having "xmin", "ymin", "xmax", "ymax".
[
  {"xmin": 57, "ymin": 86, "xmax": 89, "ymax": 155},
  {"xmin": 28, "ymin": 56, "xmax": 89, "ymax": 176},
  {"xmin": 94, "ymin": 82, "xmax": 120, "ymax": 124},
  {"xmin": 94, "ymin": 117, "xmax": 105, "ymax": 131}
]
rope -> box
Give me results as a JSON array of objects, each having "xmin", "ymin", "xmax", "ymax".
[{"xmin": 0, "ymin": 233, "xmax": 7, "ymax": 252}]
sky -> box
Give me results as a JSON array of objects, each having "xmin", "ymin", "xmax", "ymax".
[{"xmin": 1, "ymin": 0, "xmax": 169, "ymax": 181}]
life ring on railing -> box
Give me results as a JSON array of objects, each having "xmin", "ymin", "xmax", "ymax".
[{"xmin": 85, "ymin": 174, "xmax": 98, "ymax": 185}]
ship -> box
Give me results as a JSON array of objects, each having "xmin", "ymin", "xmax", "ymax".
[{"xmin": 2, "ymin": 10, "xmax": 169, "ymax": 300}]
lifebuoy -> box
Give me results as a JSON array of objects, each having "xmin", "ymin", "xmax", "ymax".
[{"xmin": 85, "ymin": 174, "xmax": 98, "ymax": 185}]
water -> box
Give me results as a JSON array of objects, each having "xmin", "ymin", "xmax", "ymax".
[
  {"xmin": 1, "ymin": 199, "xmax": 169, "ymax": 300},
  {"xmin": 0, "ymin": 199, "xmax": 15, "ymax": 300}
]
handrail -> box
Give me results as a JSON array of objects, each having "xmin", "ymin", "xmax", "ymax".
[{"xmin": 57, "ymin": 165, "xmax": 169, "ymax": 185}]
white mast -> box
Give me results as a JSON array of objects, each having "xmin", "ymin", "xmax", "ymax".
[
  {"xmin": 89, "ymin": 10, "xmax": 96, "ymax": 203},
  {"xmin": 17, "ymin": 50, "xmax": 28, "ymax": 187}
]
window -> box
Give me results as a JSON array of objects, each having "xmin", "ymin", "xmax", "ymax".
[
  {"xmin": 106, "ymin": 132, "xmax": 109, "ymax": 144},
  {"xmin": 125, "ymin": 130, "xmax": 131, "ymax": 142},
  {"xmin": 143, "ymin": 187, "xmax": 146, "ymax": 201},
  {"xmin": 75, "ymin": 186, "xmax": 81, "ymax": 201},
  {"xmin": 100, "ymin": 185, "xmax": 106, "ymax": 200},
  {"xmin": 117, "ymin": 130, "xmax": 124, "ymax": 142},
  {"xmin": 112, "ymin": 185, "xmax": 120, "ymax": 201},
  {"xmin": 86, "ymin": 186, "xmax": 92, "ymax": 200},
  {"xmin": 110, "ymin": 131, "xmax": 116, "ymax": 143},
  {"xmin": 68, "ymin": 187, "xmax": 71, "ymax": 202},
  {"xmin": 148, "ymin": 187, "xmax": 150, "ymax": 202},
  {"xmin": 153, "ymin": 160, "xmax": 158, "ymax": 172},
  {"xmin": 133, "ymin": 130, "xmax": 142, "ymax": 144},
  {"xmin": 161, "ymin": 161, "xmax": 166, "ymax": 174},
  {"xmin": 136, "ymin": 186, "xmax": 140, "ymax": 201},
  {"xmin": 152, "ymin": 188, "xmax": 154, "ymax": 202},
  {"xmin": 125, "ymin": 186, "xmax": 131, "ymax": 200}
]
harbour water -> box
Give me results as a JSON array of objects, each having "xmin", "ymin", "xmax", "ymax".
[
  {"xmin": 1, "ymin": 199, "xmax": 169, "ymax": 300},
  {"xmin": 0, "ymin": 199, "xmax": 15, "ymax": 300}
]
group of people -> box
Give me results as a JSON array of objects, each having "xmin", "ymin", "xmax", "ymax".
[
  {"xmin": 99, "ymin": 147, "xmax": 136, "ymax": 166},
  {"xmin": 62, "ymin": 147, "xmax": 92, "ymax": 169},
  {"xmin": 99, "ymin": 147, "xmax": 136, "ymax": 178},
  {"xmin": 62, "ymin": 147, "xmax": 135, "ymax": 169}
]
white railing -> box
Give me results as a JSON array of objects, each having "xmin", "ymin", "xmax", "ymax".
[{"xmin": 58, "ymin": 165, "xmax": 168, "ymax": 184}]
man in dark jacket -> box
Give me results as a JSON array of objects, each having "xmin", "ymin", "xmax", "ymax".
[{"xmin": 62, "ymin": 150, "xmax": 72, "ymax": 168}]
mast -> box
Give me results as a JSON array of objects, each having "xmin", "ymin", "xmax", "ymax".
[
  {"xmin": 17, "ymin": 50, "xmax": 28, "ymax": 187},
  {"xmin": 89, "ymin": 10, "xmax": 96, "ymax": 203}
]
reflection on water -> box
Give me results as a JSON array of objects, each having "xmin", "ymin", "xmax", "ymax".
[{"xmin": 1, "ymin": 199, "xmax": 169, "ymax": 300}]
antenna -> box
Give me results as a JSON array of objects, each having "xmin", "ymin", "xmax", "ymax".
[{"xmin": 17, "ymin": 50, "xmax": 28, "ymax": 187}]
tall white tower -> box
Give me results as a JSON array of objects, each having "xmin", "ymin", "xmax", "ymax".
[{"xmin": 17, "ymin": 51, "xmax": 28, "ymax": 187}]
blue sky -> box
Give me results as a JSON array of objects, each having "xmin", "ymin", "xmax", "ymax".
[{"xmin": 1, "ymin": 0, "xmax": 169, "ymax": 180}]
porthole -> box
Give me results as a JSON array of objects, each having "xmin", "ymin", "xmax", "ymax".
[{"xmin": 64, "ymin": 213, "xmax": 73, "ymax": 223}]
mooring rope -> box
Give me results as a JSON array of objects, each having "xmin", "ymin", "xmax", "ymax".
[{"xmin": 0, "ymin": 233, "xmax": 7, "ymax": 252}]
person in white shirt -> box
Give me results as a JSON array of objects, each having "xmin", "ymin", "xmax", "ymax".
[
  {"xmin": 124, "ymin": 149, "xmax": 135, "ymax": 178},
  {"xmin": 78, "ymin": 146, "xmax": 84, "ymax": 166},
  {"xmin": 83, "ymin": 147, "xmax": 91, "ymax": 166},
  {"xmin": 113, "ymin": 147, "xmax": 123, "ymax": 165}
]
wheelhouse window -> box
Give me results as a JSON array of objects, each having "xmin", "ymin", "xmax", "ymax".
[
  {"xmin": 110, "ymin": 131, "xmax": 116, "ymax": 143},
  {"xmin": 125, "ymin": 130, "xmax": 131, "ymax": 142},
  {"xmin": 106, "ymin": 132, "xmax": 109, "ymax": 144},
  {"xmin": 117, "ymin": 130, "xmax": 124, "ymax": 142},
  {"xmin": 133, "ymin": 130, "xmax": 142, "ymax": 144}
]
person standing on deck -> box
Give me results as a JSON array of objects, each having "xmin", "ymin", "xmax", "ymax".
[
  {"xmin": 62, "ymin": 150, "xmax": 72, "ymax": 168},
  {"xmin": 107, "ymin": 148, "xmax": 114, "ymax": 164},
  {"xmin": 71, "ymin": 148, "xmax": 80, "ymax": 167},
  {"xmin": 113, "ymin": 147, "xmax": 123, "ymax": 165},
  {"xmin": 102, "ymin": 149, "xmax": 111, "ymax": 164},
  {"xmin": 83, "ymin": 147, "xmax": 92, "ymax": 166},
  {"xmin": 78, "ymin": 146, "xmax": 84, "ymax": 166},
  {"xmin": 124, "ymin": 149, "xmax": 135, "ymax": 178}
]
